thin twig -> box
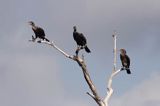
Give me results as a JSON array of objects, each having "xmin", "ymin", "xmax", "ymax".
[
  {"xmin": 29, "ymin": 40, "xmax": 74, "ymax": 59},
  {"xmin": 86, "ymin": 92, "xmax": 96, "ymax": 100}
]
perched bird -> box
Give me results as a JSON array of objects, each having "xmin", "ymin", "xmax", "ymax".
[
  {"xmin": 120, "ymin": 49, "xmax": 131, "ymax": 74},
  {"xmin": 73, "ymin": 26, "xmax": 91, "ymax": 55},
  {"xmin": 28, "ymin": 21, "xmax": 49, "ymax": 42}
]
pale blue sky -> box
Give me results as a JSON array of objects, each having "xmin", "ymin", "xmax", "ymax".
[{"xmin": 0, "ymin": 0, "xmax": 160, "ymax": 106}]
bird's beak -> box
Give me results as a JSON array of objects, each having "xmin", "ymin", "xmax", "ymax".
[{"xmin": 28, "ymin": 22, "xmax": 31, "ymax": 25}]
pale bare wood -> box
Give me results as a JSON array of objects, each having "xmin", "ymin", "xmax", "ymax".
[
  {"xmin": 103, "ymin": 33, "xmax": 120, "ymax": 106},
  {"xmin": 29, "ymin": 33, "xmax": 121, "ymax": 106}
]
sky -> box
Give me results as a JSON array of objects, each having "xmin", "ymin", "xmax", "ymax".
[{"xmin": 0, "ymin": 0, "xmax": 160, "ymax": 106}]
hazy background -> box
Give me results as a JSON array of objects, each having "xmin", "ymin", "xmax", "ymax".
[{"xmin": 0, "ymin": 0, "xmax": 160, "ymax": 106}]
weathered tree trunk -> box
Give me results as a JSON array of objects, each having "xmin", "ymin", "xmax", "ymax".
[{"xmin": 30, "ymin": 33, "xmax": 121, "ymax": 106}]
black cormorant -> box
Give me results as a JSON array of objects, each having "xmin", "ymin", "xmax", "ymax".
[
  {"xmin": 120, "ymin": 49, "xmax": 131, "ymax": 74},
  {"xmin": 73, "ymin": 26, "xmax": 91, "ymax": 55},
  {"xmin": 28, "ymin": 21, "xmax": 49, "ymax": 42}
]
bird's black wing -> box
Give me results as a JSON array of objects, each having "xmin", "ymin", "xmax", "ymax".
[
  {"xmin": 120, "ymin": 54, "xmax": 131, "ymax": 74},
  {"xmin": 73, "ymin": 32, "xmax": 87, "ymax": 46},
  {"xmin": 120, "ymin": 54, "xmax": 122, "ymax": 60},
  {"xmin": 120, "ymin": 54, "xmax": 129, "ymax": 67},
  {"xmin": 36, "ymin": 27, "xmax": 45, "ymax": 37},
  {"xmin": 79, "ymin": 33, "xmax": 87, "ymax": 45},
  {"xmin": 125, "ymin": 55, "xmax": 130, "ymax": 68},
  {"xmin": 73, "ymin": 32, "xmax": 79, "ymax": 42},
  {"xmin": 120, "ymin": 54, "xmax": 124, "ymax": 66},
  {"xmin": 32, "ymin": 26, "xmax": 45, "ymax": 37}
]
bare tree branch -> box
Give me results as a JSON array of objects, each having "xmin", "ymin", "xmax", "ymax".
[
  {"xmin": 102, "ymin": 33, "xmax": 120, "ymax": 106},
  {"xmin": 29, "ymin": 33, "xmax": 121, "ymax": 106},
  {"xmin": 86, "ymin": 92, "xmax": 95, "ymax": 100},
  {"xmin": 112, "ymin": 32, "xmax": 117, "ymax": 71},
  {"xmin": 29, "ymin": 40, "xmax": 74, "ymax": 59},
  {"xmin": 30, "ymin": 39, "xmax": 103, "ymax": 105},
  {"xmin": 103, "ymin": 69, "xmax": 120, "ymax": 106},
  {"xmin": 74, "ymin": 57, "xmax": 104, "ymax": 106}
]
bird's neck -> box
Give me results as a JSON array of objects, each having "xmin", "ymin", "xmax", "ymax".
[
  {"xmin": 121, "ymin": 53, "xmax": 126, "ymax": 56},
  {"xmin": 74, "ymin": 29, "xmax": 77, "ymax": 32},
  {"xmin": 32, "ymin": 25, "xmax": 37, "ymax": 30}
]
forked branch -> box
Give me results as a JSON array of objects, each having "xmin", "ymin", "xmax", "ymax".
[
  {"xmin": 29, "ymin": 33, "xmax": 120, "ymax": 106},
  {"xmin": 29, "ymin": 39, "xmax": 102, "ymax": 105}
]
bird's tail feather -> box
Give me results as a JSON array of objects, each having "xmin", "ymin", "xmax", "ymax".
[
  {"xmin": 126, "ymin": 68, "xmax": 131, "ymax": 74},
  {"xmin": 85, "ymin": 46, "xmax": 91, "ymax": 53},
  {"xmin": 44, "ymin": 38, "xmax": 50, "ymax": 42}
]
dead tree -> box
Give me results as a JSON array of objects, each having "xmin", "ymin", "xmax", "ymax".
[{"xmin": 29, "ymin": 33, "xmax": 121, "ymax": 106}]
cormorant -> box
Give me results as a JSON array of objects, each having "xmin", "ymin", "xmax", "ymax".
[
  {"xmin": 120, "ymin": 49, "xmax": 131, "ymax": 74},
  {"xmin": 28, "ymin": 21, "xmax": 49, "ymax": 42},
  {"xmin": 73, "ymin": 26, "xmax": 91, "ymax": 55}
]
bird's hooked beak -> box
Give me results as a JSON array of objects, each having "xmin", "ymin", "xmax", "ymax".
[
  {"xmin": 28, "ymin": 21, "xmax": 32, "ymax": 25},
  {"xmin": 28, "ymin": 21, "xmax": 35, "ymax": 26}
]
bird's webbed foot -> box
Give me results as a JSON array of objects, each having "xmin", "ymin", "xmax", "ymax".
[
  {"xmin": 37, "ymin": 40, "xmax": 42, "ymax": 43},
  {"xmin": 32, "ymin": 35, "xmax": 36, "ymax": 42},
  {"xmin": 120, "ymin": 67, "xmax": 125, "ymax": 71},
  {"xmin": 75, "ymin": 49, "xmax": 80, "ymax": 56},
  {"xmin": 80, "ymin": 46, "xmax": 84, "ymax": 49}
]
